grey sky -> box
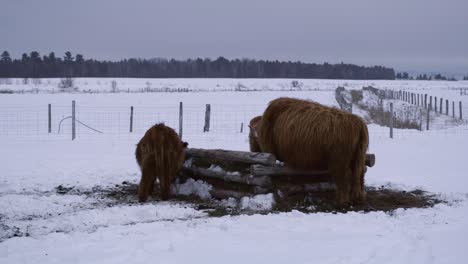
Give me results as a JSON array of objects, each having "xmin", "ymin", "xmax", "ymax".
[{"xmin": 2, "ymin": 0, "xmax": 467, "ymax": 73}]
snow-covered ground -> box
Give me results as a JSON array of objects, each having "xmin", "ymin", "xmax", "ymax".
[
  {"xmin": 1, "ymin": 77, "xmax": 468, "ymax": 94},
  {"xmin": 1, "ymin": 79, "xmax": 468, "ymax": 263}
]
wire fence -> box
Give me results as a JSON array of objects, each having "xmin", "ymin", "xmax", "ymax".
[{"xmin": 1, "ymin": 101, "xmax": 468, "ymax": 142}]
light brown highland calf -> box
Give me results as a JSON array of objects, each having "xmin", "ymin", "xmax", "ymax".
[
  {"xmin": 250, "ymin": 97, "xmax": 369, "ymax": 205},
  {"xmin": 135, "ymin": 123, "xmax": 187, "ymax": 202}
]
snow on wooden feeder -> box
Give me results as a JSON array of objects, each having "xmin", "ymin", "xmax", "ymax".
[{"xmin": 180, "ymin": 148, "xmax": 375, "ymax": 200}]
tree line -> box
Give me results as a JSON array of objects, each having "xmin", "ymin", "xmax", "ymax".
[
  {"xmin": 396, "ymin": 72, "xmax": 459, "ymax": 81},
  {"xmin": 0, "ymin": 50, "xmax": 396, "ymax": 80}
]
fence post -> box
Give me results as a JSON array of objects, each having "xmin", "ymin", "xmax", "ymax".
[
  {"xmin": 72, "ymin": 100, "xmax": 76, "ymax": 140},
  {"xmin": 452, "ymin": 101, "xmax": 455, "ymax": 118},
  {"xmin": 48, "ymin": 104, "xmax": 51, "ymax": 133},
  {"xmin": 460, "ymin": 101, "xmax": 463, "ymax": 120},
  {"xmin": 429, "ymin": 96, "xmax": 432, "ymax": 110},
  {"xmin": 179, "ymin": 102, "xmax": 183, "ymax": 139},
  {"xmin": 390, "ymin": 103, "xmax": 394, "ymax": 139},
  {"xmin": 446, "ymin": 99, "xmax": 449, "ymax": 115},
  {"xmin": 426, "ymin": 105, "xmax": 430, "ymax": 130},
  {"xmin": 424, "ymin": 94, "xmax": 427, "ymax": 109},
  {"xmin": 240, "ymin": 122, "xmax": 244, "ymax": 133},
  {"xmin": 434, "ymin": 97, "xmax": 437, "ymax": 112},
  {"xmin": 417, "ymin": 94, "xmax": 420, "ymax": 106},
  {"xmin": 203, "ymin": 104, "xmax": 211, "ymax": 132},
  {"xmin": 439, "ymin": 98, "xmax": 443, "ymax": 113},
  {"xmin": 419, "ymin": 109, "xmax": 423, "ymax": 131},
  {"xmin": 129, "ymin": 106, "xmax": 134, "ymax": 133}
]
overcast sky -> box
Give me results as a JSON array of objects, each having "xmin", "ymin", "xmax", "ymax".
[{"xmin": 2, "ymin": 0, "xmax": 467, "ymax": 73}]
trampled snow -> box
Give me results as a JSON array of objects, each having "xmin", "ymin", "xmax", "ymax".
[{"xmin": 1, "ymin": 79, "xmax": 468, "ymax": 263}]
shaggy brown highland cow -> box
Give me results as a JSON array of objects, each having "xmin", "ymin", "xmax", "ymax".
[
  {"xmin": 248, "ymin": 115, "xmax": 263, "ymax": 152},
  {"xmin": 253, "ymin": 97, "xmax": 369, "ymax": 205},
  {"xmin": 135, "ymin": 123, "xmax": 187, "ymax": 202}
]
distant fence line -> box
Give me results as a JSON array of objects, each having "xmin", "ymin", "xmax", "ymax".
[
  {"xmin": 372, "ymin": 89, "xmax": 468, "ymax": 137},
  {"xmin": 460, "ymin": 88, "xmax": 468, "ymax": 96},
  {"xmin": 0, "ymin": 79, "xmax": 339, "ymax": 94},
  {"xmin": 1, "ymin": 100, "xmax": 468, "ymax": 141},
  {"xmin": 0, "ymin": 87, "xmax": 339, "ymax": 94},
  {"xmin": 335, "ymin": 87, "xmax": 468, "ymax": 138},
  {"xmin": 383, "ymin": 89, "xmax": 464, "ymax": 120}
]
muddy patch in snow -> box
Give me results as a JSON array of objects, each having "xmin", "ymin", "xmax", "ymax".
[{"xmin": 57, "ymin": 182, "xmax": 443, "ymax": 215}]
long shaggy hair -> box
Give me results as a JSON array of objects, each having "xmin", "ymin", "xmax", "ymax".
[
  {"xmin": 254, "ymin": 97, "xmax": 369, "ymax": 205},
  {"xmin": 248, "ymin": 115, "xmax": 262, "ymax": 152},
  {"xmin": 135, "ymin": 123, "xmax": 187, "ymax": 202}
]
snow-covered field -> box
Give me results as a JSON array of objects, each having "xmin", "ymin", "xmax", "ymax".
[
  {"xmin": 1, "ymin": 79, "xmax": 468, "ymax": 264},
  {"xmin": 2, "ymin": 78, "xmax": 468, "ymax": 93}
]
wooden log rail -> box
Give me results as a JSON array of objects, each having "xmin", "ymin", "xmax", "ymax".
[
  {"xmin": 185, "ymin": 148, "xmax": 277, "ymax": 166},
  {"xmin": 186, "ymin": 148, "xmax": 375, "ymax": 168},
  {"xmin": 182, "ymin": 148, "xmax": 375, "ymax": 199},
  {"xmin": 182, "ymin": 166, "xmax": 272, "ymax": 187}
]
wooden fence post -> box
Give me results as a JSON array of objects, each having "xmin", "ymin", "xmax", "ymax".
[
  {"xmin": 72, "ymin": 100, "xmax": 76, "ymax": 140},
  {"xmin": 129, "ymin": 106, "xmax": 133, "ymax": 133},
  {"xmin": 390, "ymin": 103, "xmax": 394, "ymax": 139},
  {"xmin": 426, "ymin": 106, "xmax": 430, "ymax": 130},
  {"xmin": 48, "ymin": 104, "xmax": 51, "ymax": 133},
  {"xmin": 417, "ymin": 94, "xmax": 420, "ymax": 106},
  {"xmin": 179, "ymin": 102, "xmax": 183, "ymax": 139},
  {"xmin": 424, "ymin": 94, "xmax": 427, "ymax": 109},
  {"xmin": 203, "ymin": 104, "xmax": 211, "ymax": 132},
  {"xmin": 240, "ymin": 122, "xmax": 244, "ymax": 133},
  {"xmin": 460, "ymin": 101, "xmax": 463, "ymax": 120},
  {"xmin": 452, "ymin": 101, "xmax": 455, "ymax": 118},
  {"xmin": 434, "ymin": 97, "xmax": 437, "ymax": 112},
  {"xmin": 446, "ymin": 99, "xmax": 449, "ymax": 115},
  {"xmin": 419, "ymin": 109, "xmax": 423, "ymax": 131},
  {"xmin": 439, "ymin": 98, "xmax": 443, "ymax": 113}
]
